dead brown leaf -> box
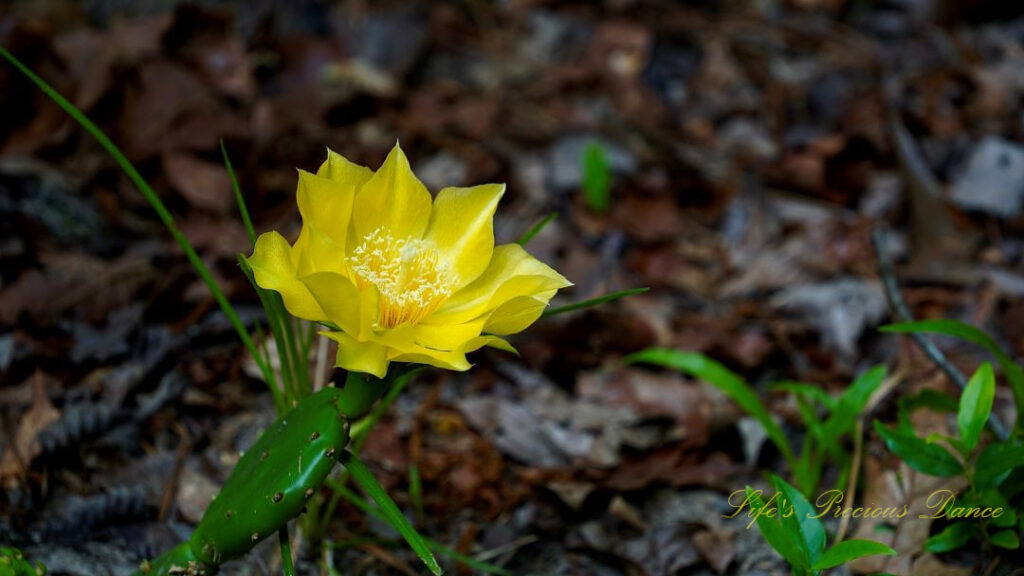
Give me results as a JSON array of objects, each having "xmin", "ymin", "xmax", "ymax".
[
  {"xmin": 162, "ymin": 153, "xmax": 234, "ymax": 214},
  {"xmin": 0, "ymin": 372, "xmax": 60, "ymax": 489}
]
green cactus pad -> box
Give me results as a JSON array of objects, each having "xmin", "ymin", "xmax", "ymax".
[
  {"xmin": 134, "ymin": 542, "xmax": 212, "ymax": 576},
  {"xmin": 189, "ymin": 386, "xmax": 350, "ymax": 565},
  {"xmin": 0, "ymin": 547, "xmax": 46, "ymax": 576}
]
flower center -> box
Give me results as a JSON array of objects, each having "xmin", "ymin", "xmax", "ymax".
[{"xmin": 349, "ymin": 228, "xmax": 454, "ymax": 328}]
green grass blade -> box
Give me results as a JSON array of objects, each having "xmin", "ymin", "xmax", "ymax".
[
  {"xmin": 330, "ymin": 481, "xmax": 512, "ymax": 575},
  {"xmin": 516, "ymin": 212, "xmax": 558, "ymax": 245},
  {"xmin": 409, "ymin": 464, "xmax": 424, "ymax": 522},
  {"xmin": 626, "ymin": 349, "xmax": 798, "ymax": 472},
  {"xmin": 221, "ymin": 139, "xmax": 257, "ymax": 247},
  {"xmin": 279, "ymin": 524, "xmax": 295, "ymax": 576},
  {"xmin": 339, "ymin": 451, "xmax": 442, "ymax": 576},
  {"xmin": 0, "ymin": 47, "xmax": 276, "ymax": 390},
  {"xmin": 542, "ymin": 287, "xmax": 649, "ymax": 318},
  {"xmin": 812, "ymin": 539, "xmax": 897, "ymax": 570}
]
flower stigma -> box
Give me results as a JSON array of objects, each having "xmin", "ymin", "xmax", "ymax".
[{"xmin": 349, "ymin": 227, "xmax": 454, "ymax": 328}]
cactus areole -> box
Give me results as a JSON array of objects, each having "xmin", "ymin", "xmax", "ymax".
[{"xmin": 137, "ymin": 386, "xmax": 351, "ymax": 575}]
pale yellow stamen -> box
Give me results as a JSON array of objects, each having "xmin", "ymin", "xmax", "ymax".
[{"xmin": 349, "ymin": 228, "xmax": 454, "ymax": 328}]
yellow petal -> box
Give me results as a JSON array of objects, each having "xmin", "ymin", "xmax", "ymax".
[
  {"xmin": 483, "ymin": 291, "xmax": 557, "ymax": 335},
  {"xmin": 299, "ymin": 272, "xmax": 364, "ymax": 335},
  {"xmin": 465, "ymin": 335, "xmax": 517, "ymax": 354},
  {"xmin": 426, "ymin": 244, "xmax": 571, "ymax": 327},
  {"xmin": 389, "ymin": 351, "xmax": 472, "ymax": 372},
  {"xmin": 316, "ymin": 148, "xmax": 374, "ymax": 184},
  {"xmin": 292, "ymin": 169, "xmax": 359, "ymax": 276},
  {"xmin": 423, "ymin": 183, "xmax": 504, "ymax": 288},
  {"xmin": 248, "ymin": 232, "xmax": 326, "ymax": 321},
  {"xmin": 322, "ymin": 330, "xmax": 389, "ymax": 378},
  {"xmin": 352, "ymin": 143, "xmax": 433, "ymax": 242}
]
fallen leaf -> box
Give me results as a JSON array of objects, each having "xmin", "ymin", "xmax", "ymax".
[{"xmin": 0, "ymin": 372, "xmax": 61, "ymax": 489}]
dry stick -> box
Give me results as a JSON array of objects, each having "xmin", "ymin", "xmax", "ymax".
[{"xmin": 871, "ymin": 228, "xmax": 1010, "ymax": 441}]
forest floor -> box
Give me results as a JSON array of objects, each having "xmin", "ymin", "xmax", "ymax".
[{"xmin": 1, "ymin": 1, "xmax": 1023, "ymax": 575}]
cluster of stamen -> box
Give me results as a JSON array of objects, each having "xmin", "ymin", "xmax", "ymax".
[{"xmin": 349, "ymin": 228, "xmax": 454, "ymax": 328}]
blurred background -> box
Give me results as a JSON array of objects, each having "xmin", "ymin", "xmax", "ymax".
[{"xmin": 1, "ymin": 0, "xmax": 1023, "ymax": 574}]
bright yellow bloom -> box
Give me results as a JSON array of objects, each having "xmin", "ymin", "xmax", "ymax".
[{"xmin": 247, "ymin": 143, "xmax": 571, "ymax": 378}]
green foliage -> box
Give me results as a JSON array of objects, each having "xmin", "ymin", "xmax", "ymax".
[
  {"xmin": 881, "ymin": 319, "xmax": 1024, "ymax": 434},
  {"xmin": 744, "ymin": 475, "xmax": 896, "ymax": 575},
  {"xmin": 581, "ymin": 142, "xmax": 611, "ymax": 213},
  {"xmin": 627, "ymin": 349, "xmax": 884, "ymax": 496},
  {"xmin": 137, "ymin": 543, "xmax": 211, "ymax": 575},
  {"xmin": 874, "ymin": 361, "xmax": 1023, "ymax": 553},
  {"xmin": 0, "ymin": 547, "xmax": 46, "ymax": 576}
]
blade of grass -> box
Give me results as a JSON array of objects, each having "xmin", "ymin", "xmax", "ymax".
[
  {"xmin": 330, "ymin": 481, "xmax": 512, "ymax": 575},
  {"xmin": 279, "ymin": 524, "xmax": 295, "ymax": 576},
  {"xmin": 542, "ymin": 287, "xmax": 649, "ymax": 318},
  {"xmin": 221, "ymin": 139, "xmax": 257, "ymax": 247},
  {"xmin": 516, "ymin": 212, "xmax": 558, "ymax": 245},
  {"xmin": 315, "ymin": 368, "xmax": 423, "ymax": 538},
  {"xmin": 0, "ymin": 47, "xmax": 277, "ymax": 391},
  {"xmin": 339, "ymin": 450, "xmax": 442, "ymax": 576},
  {"xmin": 409, "ymin": 464, "xmax": 424, "ymax": 523}
]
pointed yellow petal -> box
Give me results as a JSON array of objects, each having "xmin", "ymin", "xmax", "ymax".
[
  {"xmin": 292, "ymin": 169, "xmax": 359, "ymax": 276},
  {"xmin": 248, "ymin": 232, "xmax": 327, "ymax": 321},
  {"xmin": 426, "ymin": 244, "xmax": 571, "ymax": 327},
  {"xmin": 465, "ymin": 335, "xmax": 517, "ymax": 354},
  {"xmin": 423, "ymin": 183, "xmax": 504, "ymax": 288},
  {"xmin": 352, "ymin": 143, "xmax": 433, "ymax": 242},
  {"xmin": 322, "ymin": 330, "xmax": 390, "ymax": 378},
  {"xmin": 316, "ymin": 148, "xmax": 374, "ymax": 184},
  {"xmin": 299, "ymin": 272, "xmax": 363, "ymax": 335},
  {"xmin": 388, "ymin": 350, "xmax": 472, "ymax": 372},
  {"xmin": 483, "ymin": 291, "xmax": 557, "ymax": 335}
]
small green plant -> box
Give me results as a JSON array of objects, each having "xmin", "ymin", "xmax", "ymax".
[
  {"xmin": 626, "ymin": 349, "xmax": 885, "ymax": 496},
  {"xmin": 743, "ymin": 475, "xmax": 897, "ymax": 575},
  {"xmin": 581, "ymin": 141, "xmax": 611, "ymax": 213},
  {"xmin": 0, "ymin": 547, "xmax": 46, "ymax": 576},
  {"xmin": 874, "ymin": 362, "xmax": 1023, "ymax": 553}
]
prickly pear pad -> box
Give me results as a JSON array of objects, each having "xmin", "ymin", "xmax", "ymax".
[{"xmin": 189, "ymin": 386, "xmax": 349, "ymax": 565}]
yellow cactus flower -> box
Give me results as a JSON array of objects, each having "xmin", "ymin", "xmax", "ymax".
[{"xmin": 247, "ymin": 143, "xmax": 571, "ymax": 378}]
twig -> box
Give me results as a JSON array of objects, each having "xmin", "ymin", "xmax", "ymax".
[{"xmin": 872, "ymin": 228, "xmax": 1010, "ymax": 441}]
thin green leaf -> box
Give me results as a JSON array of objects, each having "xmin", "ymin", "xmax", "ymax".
[
  {"xmin": 989, "ymin": 530, "xmax": 1019, "ymax": 550},
  {"xmin": 516, "ymin": 212, "xmax": 557, "ymax": 245},
  {"xmin": 221, "ymin": 139, "xmax": 257, "ymax": 247},
  {"xmin": 899, "ymin": 389, "xmax": 958, "ymax": 415},
  {"xmin": 873, "ymin": 421, "xmax": 963, "ymax": 477},
  {"xmin": 772, "ymin": 475, "xmax": 826, "ymax": 562},
  {"xmin": 627, "ymin": 349, "xmax": 797, "ymax": 470},
  {"xmin": 957, "ymin": 363, "xmax": 994, "ymax": 452},
  {"xmin": 0, "ymin": 47, "xmax": 276, "ymax": 393},
  {"xmin": 581, "ymin": 142, "xmax": 611, "ymax": 213},
  {"xmin": 340, "ymin": 451, "xmax": 442, "ymax": 575},
  {"xmin": 744, "ymin": 487, "xmax": 808, "ymax": 570},
  {"xmin": 409, "ymin": 464, "xmax": 424, "ymax": 522},
  {"xmin": 812, "ymin": 539, "xmax": 897, "ymax": 570},
  {"xmin": 881, "ymin": 319, "xmax": 1024, "ymax": 434},
  {"xmin": 279, "ymin": 525, "xmax": 295, "ymax": 576},
  {"xmin": 331, "ymin": 482, "xmax": 513, "ymax": 575},
  {"xmin": 975, "ymin": 439, "xmax": 1024, "ymax": 489},
  {"xmin": 542, "ymin": 287, "xmax": 649, "ymax": 318}
]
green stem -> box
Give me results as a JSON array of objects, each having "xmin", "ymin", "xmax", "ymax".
[
  {"xmin": 0, "ymin": 47, "xmax": 277, "ymax": 392},
  {"xmin": 279, "ymin": 524, "xmax": 295, "ymax": 576}
]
